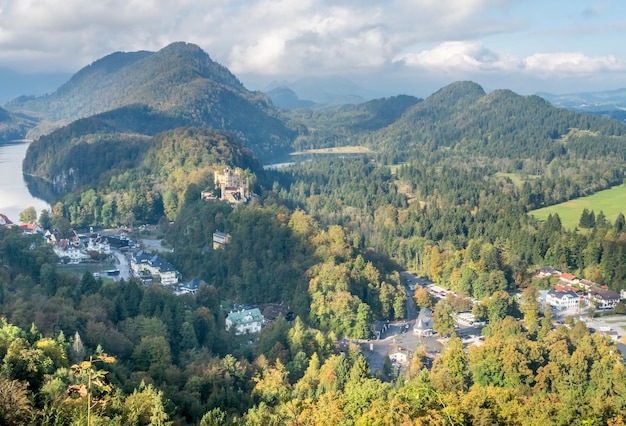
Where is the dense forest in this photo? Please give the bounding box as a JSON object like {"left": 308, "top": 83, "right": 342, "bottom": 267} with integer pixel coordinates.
{"left": 3, "top": 42, "right": 626, "bottom": 424}
{"left": 1, "top": 223, "right": 626, "bottom": 424}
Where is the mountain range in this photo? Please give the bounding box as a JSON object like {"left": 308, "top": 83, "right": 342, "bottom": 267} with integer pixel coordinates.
{"left": 537, "top": 88, "right": 626, "bottom": 122}
{"left": 3, "top": 41, "right": 626, "bottom": 199}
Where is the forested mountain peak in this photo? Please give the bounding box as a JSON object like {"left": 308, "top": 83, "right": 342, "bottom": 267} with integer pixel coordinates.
{"left": 132, "top": 41, "right": 245, "bottom": 92}
{"left": 9, "top": 42, "right": 298, "bottom": 160}
{"left": 368, "top": 80, "right": 626, "bottom": 160}
{"left": 6, "top": 42, "right": 247, "bottom": 122}
{"left": 427, "top": 80, "right": 486, "bottom": 106}
{"left": 56, "top": 50, "right": 152, "bottom": 93}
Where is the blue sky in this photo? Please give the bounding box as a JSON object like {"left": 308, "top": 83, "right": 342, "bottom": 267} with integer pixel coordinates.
{"left": 0, "top": 0, "right": 625, "bottom": 97}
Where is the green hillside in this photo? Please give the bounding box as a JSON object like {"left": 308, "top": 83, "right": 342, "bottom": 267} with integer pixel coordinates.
{"left": 288, "top": 94, "right": 421, "bottom": 150}
{"left": 7, "top": 42, "right": 298, "bottom": 161}
{"left": 0, "top": 105, "right": 37, "bottom": 140}
{"left": 25, "top": 126, "right": 260, "bottom": 225}
{"left": 372, "top": 81, "right": 626, "bottom": 161}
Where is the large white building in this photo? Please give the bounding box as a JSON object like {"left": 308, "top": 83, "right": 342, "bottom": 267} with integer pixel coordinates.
{"left": 131, "top": 251, "right": 179, "bottom": 286}
{"left": 546, "top": 290, "right": 581, "bottom": 310}
{"left": 225, "top": 308, "right": 264, "bottom": 335}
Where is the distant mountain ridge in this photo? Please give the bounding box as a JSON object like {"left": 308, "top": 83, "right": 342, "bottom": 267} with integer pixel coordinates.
{"left": 538, "top": 88, "right": 626, "bottom": 122}
{"left": 266, "top": 86, "right": 317, "bottom": 110}
{"left": 369, "top": 81, "right": 626, "bottom": 160}
{"left": 265, "top": 76, "right": 378, "bottom": 107}
{"left": 8, "top": 42, "right": 298, "bottom": 161}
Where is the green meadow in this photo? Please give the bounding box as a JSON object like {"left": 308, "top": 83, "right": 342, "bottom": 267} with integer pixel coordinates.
{"left": 530, "top": 184, "right": 626, "bottom": 229}
{"left": 495, "top": 172, "right": 541, "bottom": 188}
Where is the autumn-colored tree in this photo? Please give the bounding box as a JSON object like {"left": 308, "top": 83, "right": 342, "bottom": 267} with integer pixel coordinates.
{"left": 18, "top": 206, "right": 37, "bottom": 223}
{"left": 413, "top": 287, "right": 433, "bottom": 309}
{"left": 520, "top": 286, "right": 541, "bottom": 336}
{"left": 430, "top": 336, "right": 468, "bottom": 392}
{"left": 432, "top": 299, "right": 457, "bottom": 337}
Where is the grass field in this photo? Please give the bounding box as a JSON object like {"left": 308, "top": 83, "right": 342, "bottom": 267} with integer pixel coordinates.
{"left": 57, "top": 263, "right": 116, "bottom": 283}
{"left": 290, "top": 146, "right": 375, "bottom": 156}
{"left": 530, "top": 185, "right": 626, "bottom": 229}
{"left": 495, "top": 172, "right": 540, "bottom": 188}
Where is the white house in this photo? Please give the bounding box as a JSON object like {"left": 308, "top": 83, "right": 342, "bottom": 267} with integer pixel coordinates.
{"left": 389, "top": 346, "right": 411, "bottom": 364}
{"left": 546, "top": 290, "right": 581, "bottom": 310}
{"left": 53, "top": 240, "right": 90, "bottom": 264}
{"left": 87, "top": 236, "right": 111, "bottom": 254}
{"left": 225, "top": 308, "right": 264, "bottom": 335}
{"left": 413, "top": 308, "right": 434, "bottom": 336}
{"left": 0, "top": 214, "right": 13, "bottom": 226}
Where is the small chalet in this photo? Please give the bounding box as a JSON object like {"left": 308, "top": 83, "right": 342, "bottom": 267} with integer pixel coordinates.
{"left": 588, "top": 287, "right": 620, "bottom": 310}
{"left": 554, "top": 283, "right": 581, "bottom": 294}
{"left": 176, "top": 278, "right": 207, "bottom": 295}
{"left": 225, "top": 308, "right": 264, "bottom": 335}
{"left": 389, "top": 346, "right": 412, "bottom": 364}
{"left": 558, "top": 272, "right": 579, "bottom": 284}
{"left": 19, "top": 222, "right": 43, "bottom": 235}
{"left": 579, "top": 279, "right": 596, "bottom": 291}
{"left": 414, "top": 308, "right": 434, "bottom": 336}
{"left": 546, "top": 290, "right": 581, "bottom": 310}
{"left": 212, "top": 231, "right": 230, "bottom": 249}
{"left": 536, "top": 266, "right": 560, "bottom": 278}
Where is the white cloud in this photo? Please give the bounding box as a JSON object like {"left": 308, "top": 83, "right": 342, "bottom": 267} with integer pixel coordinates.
{"left": 522, "top": 52, "right": 625, "bottom": 76}
{"left": 393, "top": 41, "right": 519, "bottom": 73}
{"left": 0, "top": 0, "right": 514, "bottom": 74}
{"left": 394, "top": 41, "right": 626, "bottom": 80}
{"left": 0, "top": 0, "right": 624, "bottom": 95}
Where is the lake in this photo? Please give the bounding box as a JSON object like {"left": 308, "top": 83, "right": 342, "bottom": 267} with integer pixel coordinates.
{"left": 0, "top": 141, "right": 50, "bottom": 223}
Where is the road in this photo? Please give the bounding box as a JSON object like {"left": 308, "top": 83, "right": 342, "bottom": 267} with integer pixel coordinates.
{"left": 111, "top": 249, "right": 132, "bottom": 281}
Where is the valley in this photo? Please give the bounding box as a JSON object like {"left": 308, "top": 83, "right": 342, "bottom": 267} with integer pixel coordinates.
{"left": 1, "top": 42, "right": 626, "bottom": 425}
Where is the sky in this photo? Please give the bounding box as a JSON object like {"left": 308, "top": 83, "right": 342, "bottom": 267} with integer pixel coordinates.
{"left": 1, "top": 0, "right": 626, "bottom": 98}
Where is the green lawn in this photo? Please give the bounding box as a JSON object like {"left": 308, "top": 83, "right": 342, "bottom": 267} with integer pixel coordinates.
{"left": 495, "top": 172, "right": 540, "bottom": 188}
{"left": 290, "top": 146, "right": 375, "bottom": 155}
{"left": 57, "top": 263, "right": 116, "bottom": 283}
{"left": 530, "top": 185, "right": 626, "bottom": 229}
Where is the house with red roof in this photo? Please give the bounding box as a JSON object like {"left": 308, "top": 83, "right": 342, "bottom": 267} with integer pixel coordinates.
{"left": 559, "top": 272, "right": 579, "bottom": 284}
{"left": 19, "top": 222, "right": 43, "bottom": 235}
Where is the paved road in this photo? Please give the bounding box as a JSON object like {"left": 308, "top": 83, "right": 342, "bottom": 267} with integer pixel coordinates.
{"left": 111, "top": 249, "right": 131, "bottom": 281}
